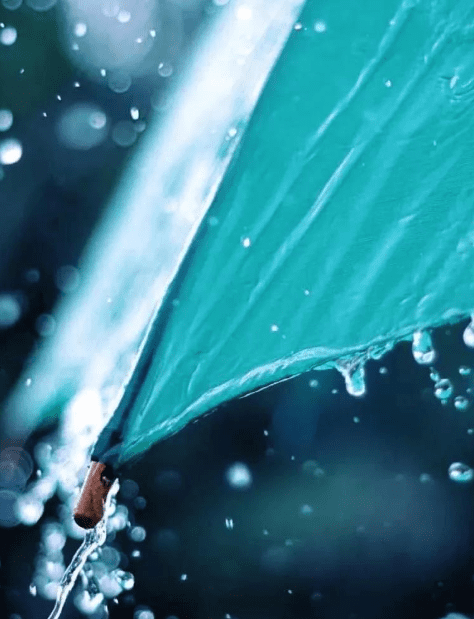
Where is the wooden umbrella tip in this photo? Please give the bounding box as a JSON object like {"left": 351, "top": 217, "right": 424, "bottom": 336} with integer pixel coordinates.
{"left": 73, "top": 460, "right": 116, "bottom": 530}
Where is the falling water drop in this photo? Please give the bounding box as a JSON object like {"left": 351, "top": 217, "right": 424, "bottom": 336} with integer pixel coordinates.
{"left": 454, "top": 396, "right": 469, "bottom": 411}
{"left": 412, "top": 330, "right": 437, "bottom": 365}
{"left": 434, "top": 378, "right": 453, "bottom": 402}
{"left": 336, "top": 359, "right": 366, "bottom": 397}
{"left": 448, "top": 462, "right": 474, "bottom": 483}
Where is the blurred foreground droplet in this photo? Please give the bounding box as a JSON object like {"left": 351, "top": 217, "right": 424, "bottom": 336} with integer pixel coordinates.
{"left": 448, "top": 462, "right": 474, "bottom": 483}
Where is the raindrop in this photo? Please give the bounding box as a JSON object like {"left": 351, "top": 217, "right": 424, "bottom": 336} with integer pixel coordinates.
{"left": 130, "top": 107, "right": 139, "bottom": 120}
{"left": 454, "top": 396, "right": 469, "bottom": 411}
{"left": 29, "top": 583, "right": 37, "bottom": 596}
{"left": 134, "top": 496, "right": 146, "bottom": 509}
{"left": 36, "top": 313, "right": 56, "bottom": 337}
{"left": 131, "top": 549, "right": 141, "bottom": 558}
{"left": 0, "top": 293, "right": 21, "bottom": 327}
{"left": 412, "top": 330, "right": 437, "bottom": 365}
{"left": 225, "top": 462, "right": 252, "bottom": 489}
{"left": 448, "top": 462, "right": 474, "bottom": 483}
{"left": 117, "top": 9, "right": 131, "bottom": 23}
{"left": 158, "top": 62, "right": 173, "bottom": 78}
{"left": 336, "top": 359, "right": 366, "bottom": 397}
{"left": 385, "top": 79, "right": 392, "bottom": 87}
{"left": 114, "top": 569, "right": 134, "bottom": 590}
{"left": 0, "top": 138, "right": 22, "bottom": 164}
{"left": 0, "top": 26, "right": 17, "bottom": 45}
{"left": 300, "top": 504, "right": 313, "bottom": 515}
{"left": 74, "top": 22, "right": 87, "bottom": 37}
{"left": 463, "top": 318, "right": 474, "bottom": 348}
{"left": 314, "top": 20, "right": 327, "bottom": 33}
{"left": 26, "top": 0, "right": 57, "bottom": 10}
{"left": 225, "top": 518, "right": 234, "bottom": 529}
{"left": 55, "top": 265, "right": 80, "bottom": 292}
{"left": 294, "top": 22, "right": 302, "bottom": 30}
{"left": 241, "top": 237, "right": 251, "bottom": 248}
{"left": 25, "top": 268, "right": 40, "bottom": 283}
{"left": 228, "top": 127, "right": 237, "bottom": 138}
{"left": 301, "top": 460, "right": 325, "bottom": 478}
{"left": 434, "top": 378, "right": 453, "bottom": 402}
{"left": 353, "top": 416, "right": 360, "bottom": 423}
{"left": 0, "top": 109, "right": 13, "bottom": 131}
{"left": 15, "top": 495, "right": 44, "bottom": 525}
{"left": 149, "top": 29, "right": 156, "bottom": 37}
{"left": 129, "top": 526, "right": 146, "bottom": 542}
{"left": 309, "top": 379, "right": 318, "bottom": 388}
{"left": 108, "top": 71, "right": 132, "bottom": 94}
{"left": 180, "top": 573, "right": 187, "bottom": 581}
{"left": 379, "top": 367, "right": 388, "bottom": 374}
{"left": 270, "top": 324, "right": 279, "bottom": 332}
{"left": 112, "top": 121, "right": 137, "bottom": 147}
{"left": 419, "top": 473, "right": 433, "bottom": 483}
{"left": 57, "top": 104, "right": 108, "bottom": 150}
{"left": 2, "top": 0, "right": 22, "bottom": 8}
{"left": 459, "top": 366, "right": 471, "bottom": 376}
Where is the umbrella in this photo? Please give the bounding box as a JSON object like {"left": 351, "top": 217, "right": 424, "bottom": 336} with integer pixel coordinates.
{"left": 6, "top": 0, "right": 474, "bottom": 523}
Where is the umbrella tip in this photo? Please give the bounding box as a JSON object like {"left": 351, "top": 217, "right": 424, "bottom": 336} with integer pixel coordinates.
{"left": 73, "top": 460, "right": 116, "bottom": 529}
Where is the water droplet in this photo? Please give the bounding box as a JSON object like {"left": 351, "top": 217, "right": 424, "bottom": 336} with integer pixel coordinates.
{"left": 112, "top": 121, "right": 137, "bottom": 147}
{"left": 180, "top": 573, "right": 187, "bottom": 581}
{"left": 270, "top": 324, "right": 279, "bottom": 332}
{"left": 158, "top": 62, "right": 173, "bottom": 78}
{"left": 225, "top": 462, "right": 252, "bottom": 489}
{"left": 130, "top": 107, "right": 139, "bottom": 121}
{"left": 294, "top": 22, "right": 302, "bottom": 30}
{"left": 15, "top": 495, "right": 44, "bottom": 525}
{"left": 134, "top": 496, "right": 146, "bottom": 509}
{"left": 0, "top": 138, "right": 22, "bottom": 164}
{"left": 115, "top": 569, "right": 135, "bottom": 590}
{"left": 129, "top": 526, "right": 146, "bottom": 542}
{"left": 314, "top": 20, "right": 327, "bottom": 33}
{"left": 463, "top": 318, "right": 474, "bottom": 348}
{"left": 0, "top": 26, "right": 17, "bottom": 45}
{"left": 434, "top": 378, "right": 453, "bottom": 401}
{"left": 149, "top": 29, "right": 156, "bottom": 37}
{"left": 448, "top": 462, "right": 474, "bottom": 483}
{"left": 0, "top": 293, "right": 21, "bottom": 327}
{"left": 353, "top": 416, "right": 360, "bottom": 423}
{"left": 454, "top": 396, "right": 469, "bottom": 411}
{"left": 225, "top": 518, "right": 234, "bottom": 529}
{"left": 300, "top": 504, "right": 313, "bottom": 515}
{"left": 309, "top": 379, "right": 318, "bottom": 388}
{"left": 412, "top": 330, "right": 437, "bottom": 365}
{"left": 0, "top": 109, "right": 13, "bottom": 131}
{"left": 419, "top": 473, "right": 433, "bottom": 484}
{"left": 241, "top": 237, "right": 251, "bottom": 248}
{"left": 459, "top": 366, "right": 471, "bottom": 376}
{"left": 301, "top": 460, "right": 325, "bottom": 478}
{"left": 228, "top": 126, "right": 237, "bottom": 138}
{"left": 56, "top": 103, "right": 107, "bottom": 151}
{"left": 379, "top": 366, "right": 388, "bottom": 374}
{"left": 117, "top": 9, "right": 131, "bottom": 23}
{"left": 336, "top": 359, "right": 366, "bottom": 397}
{"left": 2, "top": 0, "right": 22, "bottom": 9}
{"left": 74, "top": 22, "right": 87, "bottom": 37}
{"left": 29, "top": 583, "right": 37, "bottom": 596}
{"left": 108, "top": 71, "right": 132, "bottom": 94}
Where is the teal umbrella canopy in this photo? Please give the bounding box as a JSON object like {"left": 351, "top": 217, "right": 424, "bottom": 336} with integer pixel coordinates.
{"left": 4, "top": 0, "right": 474, "bottom": 466}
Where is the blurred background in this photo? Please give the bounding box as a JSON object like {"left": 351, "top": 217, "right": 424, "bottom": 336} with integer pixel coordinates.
{"left": 1, "top": 2, "right": 474, "bottom": 619}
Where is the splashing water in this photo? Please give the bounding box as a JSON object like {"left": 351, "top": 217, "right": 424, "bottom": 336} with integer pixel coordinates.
{"left": 412, "top": 330, "right": 437, "bottom": 365}
{"left": 335, "top": 358, "right": 367, "bottom": 397}
{"left": 47, "top": 479, "right": 119, "bottom": 619}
